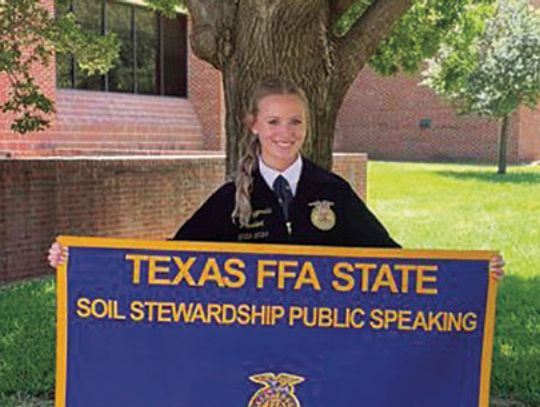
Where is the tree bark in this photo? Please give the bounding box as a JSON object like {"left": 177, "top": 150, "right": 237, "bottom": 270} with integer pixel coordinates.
{"left": 497, "top": 114, "right": 510, "bottom": 175}
{"left": 187, "top": 0, "right": 413, "bottom": 175}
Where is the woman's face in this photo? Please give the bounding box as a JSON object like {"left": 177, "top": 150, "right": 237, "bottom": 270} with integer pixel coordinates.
{"left": 250, "top": 93, "right": 307, "bottom": 171}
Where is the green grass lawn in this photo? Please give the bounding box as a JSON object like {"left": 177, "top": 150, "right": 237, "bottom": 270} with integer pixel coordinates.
{"left": 1, "top": 161, "right": 539, "bottom": 406}
{"left": 0, "top": 279, "right": 55, "bottom": 406}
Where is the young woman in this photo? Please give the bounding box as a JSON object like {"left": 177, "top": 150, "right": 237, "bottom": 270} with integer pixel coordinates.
{"left": 172, "top": 77, "right": 398, "bottom": 247}
{"left": 49, "top": 77, "right": 504, "bottom": 277}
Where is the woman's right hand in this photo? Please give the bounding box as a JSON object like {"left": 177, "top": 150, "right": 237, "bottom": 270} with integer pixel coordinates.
{"left": 48, "top": 241, "right": 68, "bottom": 268}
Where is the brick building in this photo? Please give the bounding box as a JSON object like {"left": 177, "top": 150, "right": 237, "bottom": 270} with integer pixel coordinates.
{"left": 2, "top": 0, "right": 539, "bottom": 163}
{"left": 334, "top": 0, "right": 540, "bottom": 165}
{"left": 0, "top": 0, "right": 223, "bottom": 157}
{"left": 334, "top": 68, "right": 540, "bottom": 164}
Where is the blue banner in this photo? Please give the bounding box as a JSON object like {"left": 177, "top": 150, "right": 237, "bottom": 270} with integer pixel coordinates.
{"left": 55, "top": 236, "right": 498, "bottom": 407}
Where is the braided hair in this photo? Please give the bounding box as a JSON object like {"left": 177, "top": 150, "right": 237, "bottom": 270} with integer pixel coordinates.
{"left": 232, "top": 77, "right": 309, "bottom": 227}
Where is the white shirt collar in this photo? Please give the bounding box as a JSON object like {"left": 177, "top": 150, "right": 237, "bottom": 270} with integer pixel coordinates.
{"left": 258, "top": 155, "right": 303, "bottom": 195}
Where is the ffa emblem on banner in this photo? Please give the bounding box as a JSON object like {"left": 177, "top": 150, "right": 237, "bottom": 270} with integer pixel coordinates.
{"left": 248, "top": 372, "right": 305, "bottom": 407}
{"left": 309, "top": 200, "right": 336, "bottom": 231}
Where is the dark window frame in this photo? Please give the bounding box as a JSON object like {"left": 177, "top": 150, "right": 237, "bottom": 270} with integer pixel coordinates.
{"left": 56, "top": 0, "right": 187, "bottom": 97}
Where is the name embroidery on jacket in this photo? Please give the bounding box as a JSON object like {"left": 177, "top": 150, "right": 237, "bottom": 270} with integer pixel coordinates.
{"left": 238, "top": 207, "right": 272, "bottom": 240}
{"left": 241, "top": 207, "right": 273, "bottom": 230}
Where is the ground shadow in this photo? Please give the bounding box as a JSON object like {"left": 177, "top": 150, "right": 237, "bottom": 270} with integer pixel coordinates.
{"left": 436, "top": 169, "right": 540, "bottom": 185}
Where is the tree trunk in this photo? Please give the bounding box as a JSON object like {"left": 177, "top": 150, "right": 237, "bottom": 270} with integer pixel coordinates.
{"left": 220, "top": 0, "right": 336, "bottom": 175}
{"left": 187, "top": 0, "right": 413, "bottom": 176}
{"left": 497, "top": 114, "right": 510, "bottom": 175}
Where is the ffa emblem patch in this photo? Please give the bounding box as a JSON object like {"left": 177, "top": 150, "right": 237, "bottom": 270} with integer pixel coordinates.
{"left": 248, "top": 372, "right": 305, "bottom": 407}
{"left": 309, "top": 200, "right": 336, "bottom": 231}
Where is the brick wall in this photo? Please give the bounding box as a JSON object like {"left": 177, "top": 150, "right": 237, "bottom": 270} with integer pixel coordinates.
{"left": 332, "top": 153, "right": 367, "bottom": 199}
{"left": 0, "top": 156, "right": 225, "bottom": 282}
{"left": 187, "top": 29, "right": 224, "bottom": 151}
{"left": 0, "top": 89, "right": 206, "bottom": 156}
{"left": 515, "top": 106, "right": 540, "bottom": 162}
{"left": 0, "top": 0, "right": 56, "bottom": 157}
{"left": 0, "top": 153, "right": 366, "bottom": 283}
{"left": 334, "top": 68, "right": 527, "bottom": 164}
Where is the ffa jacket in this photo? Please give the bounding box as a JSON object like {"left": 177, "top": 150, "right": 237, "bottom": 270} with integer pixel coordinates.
{"left": 173, "top": 159, "right": 400, "bottom": 248}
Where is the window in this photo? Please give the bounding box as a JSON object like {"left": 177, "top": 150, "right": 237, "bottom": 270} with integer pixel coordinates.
{"left": 56, "top": 0, "right": 187, "bottom": 97}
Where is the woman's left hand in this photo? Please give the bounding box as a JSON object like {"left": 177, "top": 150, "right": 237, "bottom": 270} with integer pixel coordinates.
{"left": 489, "top": 255, "right": 505, "bottom": 281}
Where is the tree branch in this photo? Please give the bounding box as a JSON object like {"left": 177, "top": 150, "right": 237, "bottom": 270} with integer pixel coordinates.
{"left": 185, "top": 0, "right": 237, "bottom": 69}
{"left": 333, "top": 0, "right": 412, "bottom": 96}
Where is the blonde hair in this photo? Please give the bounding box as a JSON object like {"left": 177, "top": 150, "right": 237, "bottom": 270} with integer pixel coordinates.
{"left": 232, "top": 77, "right": 309, "bottom": 227}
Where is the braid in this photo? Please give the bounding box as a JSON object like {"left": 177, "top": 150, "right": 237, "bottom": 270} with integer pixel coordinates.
{"left": 232, "top": 133, "right": 260, "bottom": 227}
